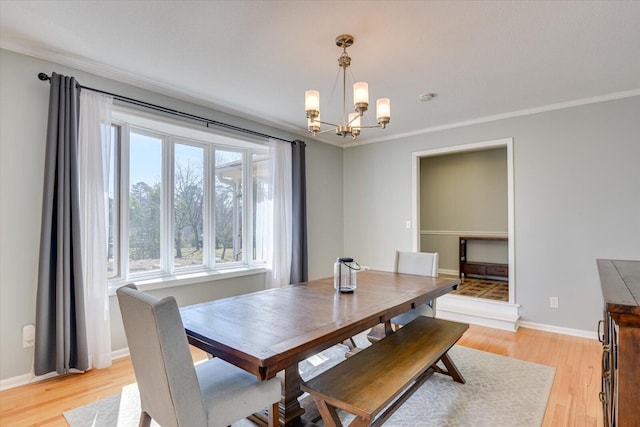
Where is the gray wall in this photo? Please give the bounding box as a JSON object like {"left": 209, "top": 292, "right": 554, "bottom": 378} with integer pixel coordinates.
{"left": 343, "top": 95, "right": 640, "bottom": 331}
{"left": 0, "top": 49, "right": 343, "bottom": 382}
{"left": 2, "top": 46, "right": 639, "bottom": 383}
{"left": 420, "top": 148, "right": 508, "bottom": 270}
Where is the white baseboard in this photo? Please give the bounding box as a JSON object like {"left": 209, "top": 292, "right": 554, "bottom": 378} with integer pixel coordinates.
{"left": 518, "top": 320, "right": 598, "bottom": 340}
{"left": 438, "top": 268, "right": 458, "bottom": 277}
{"left": 0, "top": 348, "right": 131, "bottom": 392}
{"left": 0, "top": 370, "right": 58, "bottom": 392}
{"left": 112, "top": 347, "right": 130, "bottom": 360}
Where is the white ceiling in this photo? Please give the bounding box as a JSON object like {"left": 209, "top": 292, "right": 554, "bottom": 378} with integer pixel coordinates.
{"left": 1, "top": 1, "right": 639, "bottom": 146}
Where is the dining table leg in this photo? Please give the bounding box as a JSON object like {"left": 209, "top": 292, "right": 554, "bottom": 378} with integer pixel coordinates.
{"left": 248, "top": 362, "right": 314, "bottom": 427}
{"left": 280, "top": 363, "right": 307, "bottom": 426}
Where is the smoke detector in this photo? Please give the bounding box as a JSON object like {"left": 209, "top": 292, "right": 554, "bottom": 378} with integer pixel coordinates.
{"left": 420, "top": 93, "right": 437, "bottom": 102}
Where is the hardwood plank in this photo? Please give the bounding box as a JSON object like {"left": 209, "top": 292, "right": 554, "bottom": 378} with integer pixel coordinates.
{"left": 0, "top": 326, "right": 602, "bottom": 427}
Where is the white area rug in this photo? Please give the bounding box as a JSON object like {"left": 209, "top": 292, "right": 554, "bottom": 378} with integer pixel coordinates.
{"left": 64, "top": 344, "right": 555, "bottom": 427}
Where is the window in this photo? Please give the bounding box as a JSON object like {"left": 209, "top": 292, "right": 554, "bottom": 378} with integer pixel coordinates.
{"left": 174, "top": 142, "right": 205, "bottom": 269}
{"left": 108, "top": 109, "right": 270, "bottom": 285}
{"left": 215, "top": 150, "right": 243, "bottom": 263}
{"left": 128, "top": 131, "right": 162, "bottom": 274}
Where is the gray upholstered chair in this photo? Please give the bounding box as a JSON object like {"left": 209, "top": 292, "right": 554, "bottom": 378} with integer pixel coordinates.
{"left": 116, "top": 284, "right": 281, "bottom": 427}
{"left": 391, "top": 250, "right": 439, "bottom": 326}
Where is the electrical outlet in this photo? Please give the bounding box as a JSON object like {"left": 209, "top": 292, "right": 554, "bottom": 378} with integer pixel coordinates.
{"left": 549, "top": 297, "right": 559, "bottom": 309}
{"left": 23, "top": 324, "right": 35, "bottom": 348}
{"left": 405, "top": 220, "right": 411, "bottom": 229}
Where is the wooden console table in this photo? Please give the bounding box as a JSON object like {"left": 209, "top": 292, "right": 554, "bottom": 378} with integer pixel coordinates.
{"left": 459, "top": 236, "right": 508, "bottom": 281}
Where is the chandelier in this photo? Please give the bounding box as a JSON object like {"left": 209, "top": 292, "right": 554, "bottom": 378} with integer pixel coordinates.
{"left": 305, "top": 34, "right": 390, "bottom": 140}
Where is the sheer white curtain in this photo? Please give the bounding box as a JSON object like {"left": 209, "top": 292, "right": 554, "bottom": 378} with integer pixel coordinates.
{"left": 265, "top": 138, "right": 292, "bottom": 288}
{"left": 78, "top": 90, "right": 113, "bottom": 369}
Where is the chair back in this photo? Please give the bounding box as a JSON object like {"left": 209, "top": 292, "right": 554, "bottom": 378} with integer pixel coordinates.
{"left": 117, "top": 284, "right": 208, "bottom": 427}
{"left": 394, "top": 251, "right": 439, "bottom": 277}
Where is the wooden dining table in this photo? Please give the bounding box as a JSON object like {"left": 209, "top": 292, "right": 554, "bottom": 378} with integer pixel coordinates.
{"left": 180, "top": 270, "right": 460, "bottom": 426}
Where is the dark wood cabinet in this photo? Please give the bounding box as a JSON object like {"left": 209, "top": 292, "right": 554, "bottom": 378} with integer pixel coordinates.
{"left": 459, "top": 236, "right": 508, "bottom": 281}
{"left": 597, "top": 259, "right": 640, "bottom": 427}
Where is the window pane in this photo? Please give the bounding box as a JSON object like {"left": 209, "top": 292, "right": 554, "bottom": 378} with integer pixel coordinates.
{"left": 129, "top": 132, "right": 162, "bottom": 274}
{"left": 215, "top": 150, "right": 243, "bottom": 263}
{"left": 174, "top": 144, "right": 204, "bottom": 268}
{"left": 107, "top": 125, "right": 120, "bottom": 278}
{"left": 252, "top": 152, "right": 271, "bottom": 263}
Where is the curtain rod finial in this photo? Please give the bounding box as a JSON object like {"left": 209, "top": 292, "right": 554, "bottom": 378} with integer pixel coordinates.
{"left": 38, "top": 73, "right": 50, "bottom": 81}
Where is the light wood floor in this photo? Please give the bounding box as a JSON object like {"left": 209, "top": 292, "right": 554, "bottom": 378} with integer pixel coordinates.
{"left": 0, "top": 324, "right": 603, "bottom": 427}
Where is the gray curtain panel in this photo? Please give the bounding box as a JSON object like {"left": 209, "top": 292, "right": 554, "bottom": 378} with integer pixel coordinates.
{"left": 34, "top": 73, "right": 89, "bottom": 375}
{"left": 290, "top": 140, "right": 308, "bottom": 283}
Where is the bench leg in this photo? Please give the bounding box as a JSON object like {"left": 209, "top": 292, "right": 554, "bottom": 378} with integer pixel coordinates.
{"left": 311, "top": 396, "right": 343, "bottom": 427}
{"left": 311, "top": 396, "right": 372, "bottom": 427}
{"left": 368, "top": 368, "right": 436, "bottom": 427}
{"left": 438, "top": 352, "right": 466, "bottom": 384}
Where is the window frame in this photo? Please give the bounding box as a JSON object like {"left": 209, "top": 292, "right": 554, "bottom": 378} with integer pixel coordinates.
{"left": 107, "top": 124, "right": 122, "bottom": 280}
{"left": 108, "top": 107, "right": 269, "bottom": 293}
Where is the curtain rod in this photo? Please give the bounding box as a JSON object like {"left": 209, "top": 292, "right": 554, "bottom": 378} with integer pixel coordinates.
{"left": 37, "top": 72, "right": 297, "bottom": 144}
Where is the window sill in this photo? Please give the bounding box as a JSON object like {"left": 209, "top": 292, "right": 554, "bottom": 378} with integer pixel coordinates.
{"left": 108, "top": 266, "right": 268, "bottom": 296}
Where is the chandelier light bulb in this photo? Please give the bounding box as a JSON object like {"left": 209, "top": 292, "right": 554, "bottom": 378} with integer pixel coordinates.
{"left": 305, "top": 90, "right": 320, "bottom": 118}
{"left": 376, "top": 98, "right": 391, "bottom": 127}
{"left": 353, "top": 82, "right": 369, "bottom": 113}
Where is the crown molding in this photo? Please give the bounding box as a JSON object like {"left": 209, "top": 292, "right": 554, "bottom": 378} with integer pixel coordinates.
{"left": 343, "top": 89, "right": 640, "bottom": 148}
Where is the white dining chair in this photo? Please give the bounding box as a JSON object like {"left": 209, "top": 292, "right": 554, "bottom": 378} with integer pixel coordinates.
{"left": 117, "top": 284, "right": 281, "bottom": 427}
{"left": 391, "top": 250, "right": 439, "bottom": 326}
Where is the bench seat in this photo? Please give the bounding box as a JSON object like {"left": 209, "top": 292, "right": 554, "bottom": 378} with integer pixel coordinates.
{"left": 301, "top": 316, "right": 469, "bottom": 427}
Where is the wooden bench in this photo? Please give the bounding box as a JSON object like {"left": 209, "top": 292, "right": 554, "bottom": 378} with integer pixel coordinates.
{"left": 301, "top": 316, "right": 469, "bottom": 427}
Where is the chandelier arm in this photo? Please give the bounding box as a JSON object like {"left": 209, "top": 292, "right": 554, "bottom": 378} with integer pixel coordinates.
{"left": 357, "top": 124, "right": 384, "bottom": 129}
{"left": 317, "top": 128, "right": 339, "bottom": 135}
{"left": 313, "top": 118, "right": 341, "bottom": 128}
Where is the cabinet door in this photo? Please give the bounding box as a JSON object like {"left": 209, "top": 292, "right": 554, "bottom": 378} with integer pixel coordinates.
{"left": 610, "top": 318, "right": 618, "bottom": 427}
{"left": 599, "top": 344, "right": 612, "bottom": 427}
{"left": 599, "top": 315, "right": 614, "bottom": 427}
